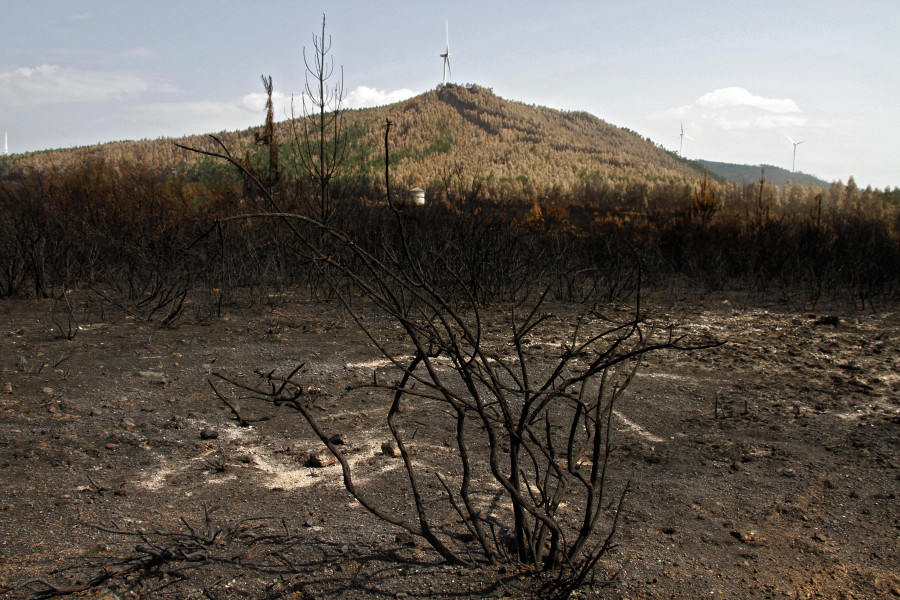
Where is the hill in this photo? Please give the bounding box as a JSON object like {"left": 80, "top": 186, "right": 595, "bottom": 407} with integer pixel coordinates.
{"left": 333, "top": 84, "right": 702, "bottom": 194}
{"left": 697, "top": 159, "right": 831, "bottom": 188}
{"left": 1, "top": 84, "right": 704, "bottom": 198}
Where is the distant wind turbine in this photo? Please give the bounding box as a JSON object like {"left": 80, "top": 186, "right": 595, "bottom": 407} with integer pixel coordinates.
{"left": 679, "top": 121, "right": 694, "bottom": 157}
{"left": 440, "top": 21, "right": 451, "bottom": 85}
{"left": 2, "top": 132, "right": 7, "bottom": 156}
{"left": 786, "top": 134, "right": 805, "bottom": 173}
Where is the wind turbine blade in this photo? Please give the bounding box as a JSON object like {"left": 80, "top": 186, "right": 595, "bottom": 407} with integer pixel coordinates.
{"left": 684, "top": 134, "right": 695, "bottom": 141}
{"left": 785, "top": 134, "right": 796, "bottom": 145}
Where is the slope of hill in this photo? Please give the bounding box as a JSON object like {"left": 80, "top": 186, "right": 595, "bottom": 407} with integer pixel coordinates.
{"left": 335, "top": 85, "right": 702, "bottom": 194}
{"left": 697, "top": 159, "right": 831, "bottom": 188}
{"left": 1, "top": 84, "right": 704, "bottom": 198}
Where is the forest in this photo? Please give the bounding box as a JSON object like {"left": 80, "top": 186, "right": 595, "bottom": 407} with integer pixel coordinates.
{"left": 0, "top": 82, "right": 898, "bottom": 314}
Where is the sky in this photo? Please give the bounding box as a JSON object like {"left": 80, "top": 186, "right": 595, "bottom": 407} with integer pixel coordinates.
{"left": 2, "top": 1, "right": 898, "bottom": 189}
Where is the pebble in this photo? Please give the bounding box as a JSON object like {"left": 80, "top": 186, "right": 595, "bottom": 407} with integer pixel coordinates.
{"left": 137, "top": 371, "right": 171, "bottom": 383}
{"left": 306, "top": 450, "right": 337, "bottom": 467}
{"left": 382, "top": 440, "right": 402, "bottom": 457}
{"left": 729, "top": 530, "right": 758, "bottom": 544}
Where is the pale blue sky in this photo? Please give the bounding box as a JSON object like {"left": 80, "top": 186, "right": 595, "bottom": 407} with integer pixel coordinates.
{"left": 2, "top": 1, "right": 898, "bottom": 188}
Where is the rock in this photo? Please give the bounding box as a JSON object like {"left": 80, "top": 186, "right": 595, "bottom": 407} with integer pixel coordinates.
{"left": 729, "top": 529, "right": 758, "bottom": 544}
{"left": 395, "top": 532, "right": 417, "bottom": 546}
{"left": 306, "top": 450, "right": 337, "bottom": 467}
{"left": 2, "top": 382, "right": 12, "bottom": 394}
{"left": 137, "top": 371, "right": 171, "bottom": 384}
{"left": 199, "top": 427, "right": 219, "bottom": 440}
{"left": 42, "top": 387, "right": 54, "bottom": 395}
{"left": 382, "top": 440, "right": 402, "bottom": 457}
{"left": 328, "top": 433, "right": 347, "bottom": 445}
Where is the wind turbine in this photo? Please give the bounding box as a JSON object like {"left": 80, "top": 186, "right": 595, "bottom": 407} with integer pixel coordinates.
{"left": 440, "top": 21, "right": 451, "bottom": 86}
{"left": 679, "top": 121, "right": 694, "bottom": 157}
{"left": 786, "top": 134, "right": 805, "bottom": 173}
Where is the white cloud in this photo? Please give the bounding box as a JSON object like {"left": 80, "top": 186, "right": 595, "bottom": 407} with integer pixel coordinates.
{"left": 658, "top": 87, "right": 806, "bottom": 131}
{"left": 239, "top": 90, "right": 296, "bottom": 120}
{"left": 0, "top": 64, "right": 150, "bottom": 105}
{"left": 344, "top": 85, "right": 416, "bottom": 109}
{"left": 695, "top": 87, "right": 800, "bottom": 114}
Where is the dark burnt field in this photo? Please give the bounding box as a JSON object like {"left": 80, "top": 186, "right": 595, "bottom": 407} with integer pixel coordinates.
{"left": 0, "top": 292, "right": 898, "bottom": 599}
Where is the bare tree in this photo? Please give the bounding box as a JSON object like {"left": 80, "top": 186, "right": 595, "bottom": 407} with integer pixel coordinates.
{"left": 291, "top": 14, "right": 347, "bottom": 224}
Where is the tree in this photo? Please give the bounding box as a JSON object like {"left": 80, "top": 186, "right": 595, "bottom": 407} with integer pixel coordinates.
{"left": 292, "top": 14, "right": 347, "bottom": 224}
{"left": 241, "top": 75, "right": 282, "bottom": 202}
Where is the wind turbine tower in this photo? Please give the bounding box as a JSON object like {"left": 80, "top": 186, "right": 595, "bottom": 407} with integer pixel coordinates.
{"left": 786, "top": 134, "right": 805, "bottom": 173}
{"left": 679, "top": 121, "right": 694, "bottom": 157}
{"left": 440, "top": 21, "right": 451, "bottom": 86}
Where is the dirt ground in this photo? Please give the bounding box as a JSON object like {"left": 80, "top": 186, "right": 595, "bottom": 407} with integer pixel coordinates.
{"left": 0, "top": 291, "right": 897, "bottom": 599}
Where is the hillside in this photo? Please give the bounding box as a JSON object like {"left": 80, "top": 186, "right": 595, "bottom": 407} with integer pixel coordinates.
{"left": 0, "top": 84, "right": 704, "bottom": 198}
{"left": 334, "top": 84, "right": 702, "bottom": 194}
{"left": 697, "top": 159, "right": 831, "bottom": 188}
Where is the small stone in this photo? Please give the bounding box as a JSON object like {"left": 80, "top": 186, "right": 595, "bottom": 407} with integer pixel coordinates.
{"left": 137, "top": 371, "right": 170, "bottom": 384}
{"left": 395, "top": 532, "right": 416, "bottom": 547}
{"left": 2, "top": 383, "right": 12, "bottom": 394}
{"left": 328, "top": 433, "right": 347, "bottom": 445}
{"left": 306, "top": 450, "right": 337, "bottom": 468}
{"left": 382, "top": 440, "right": 402, "bottom": 457}
{"left": 729, "top": 530, "right": 757, "bottom": 544}
{"left": 120, "top": 419, "right": 136, "bottom": 430}
{"left": 42, "top": 387, "right": 54, "bottom": 395}
{"left": 199, "top": 427, "right": 219, "bottom": 440}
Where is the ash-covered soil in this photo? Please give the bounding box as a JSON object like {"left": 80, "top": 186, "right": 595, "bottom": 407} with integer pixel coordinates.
{"left": 0, "top": 292, "right": 897, "bottom": 599}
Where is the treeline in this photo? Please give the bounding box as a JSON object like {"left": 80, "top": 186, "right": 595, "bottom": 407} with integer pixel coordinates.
{"left": 1, "top": 154, "right": 898, "bottom": 314}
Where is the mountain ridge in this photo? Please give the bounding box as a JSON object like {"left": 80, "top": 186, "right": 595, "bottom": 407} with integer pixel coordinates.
{"left": 696, "top": 159, "right": 831, "bottom": 188}
{"left": 0, "top": 84, "right": 842, "bottom": 196}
